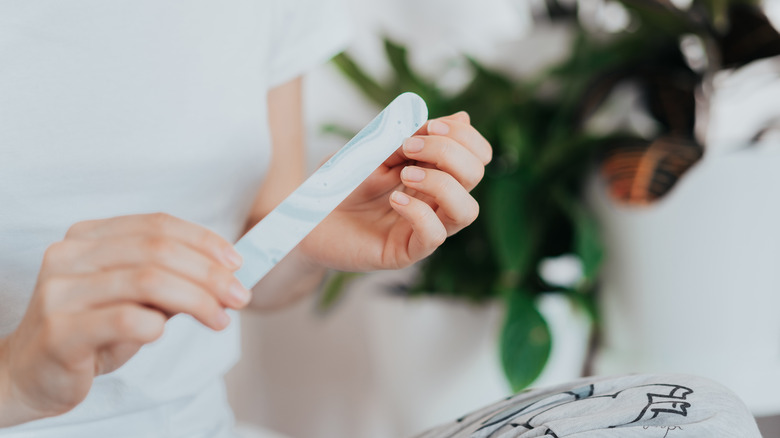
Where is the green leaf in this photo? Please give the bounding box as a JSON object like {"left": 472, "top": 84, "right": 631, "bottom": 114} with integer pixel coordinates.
{"left": 500, "top": 289, "right": 552, "bottom": 392}
{"left": 410, "top": 222, "right": 500, "bottom": 302}
{"left": 617, "top": 0, "right": 699, "bottom": 34}
{"left": 573, "top": 205, "right": 604, "bottom": 281}
{"left": 454, "top": 58, "right": 519, "bottom": 120}
{"left": 331, "top": 53, "right": 394, "bottom": 106}
{"left": 549, "top": 188, "right": 604, "bottom": 282}
{"left": 383, "top": 41, "right": 419, "bottom": 86}
{"left": 565, "top": 283, "right": 600, "bottom": 323}
{"left": 496, "top": 117, "right": 533, "bottom": 171}
{"left": 484, "top": 173, "right": 538, "bottom": 280}
{"left": 321, "top": 123, "right": 357, "bottom": 139}
{"left": 317, "top": 271, "right": 363, "bottom": 312}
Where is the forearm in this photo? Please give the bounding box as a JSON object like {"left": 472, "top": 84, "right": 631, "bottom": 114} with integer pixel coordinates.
{"left": 245, "top": 246, "right": 327, "bottom": 311}
{"left": 243, "top": 76, "right": 322, "bottom": 311}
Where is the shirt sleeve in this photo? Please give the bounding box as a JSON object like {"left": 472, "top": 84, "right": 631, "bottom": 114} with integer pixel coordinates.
{"left": 266, "top": 0, "right": 354, "bottom": 88}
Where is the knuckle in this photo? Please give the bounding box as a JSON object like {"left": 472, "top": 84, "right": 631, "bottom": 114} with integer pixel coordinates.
{"left": 418, "top": 210, "right": 446, "bottom": 246}
{"left": 145, "top": 237, "right": 174, "bottom": 259}
{"left": 437, "top": 139, "right": 452, "bottom": 162}
{"left": 414, "top": 204, "right": 433, "bottom": 223}
{"left": 192, "top": 293, "right": 217, "bottom": 315}
{"left": 113, "top": 308, "right": 141, "bottom": 336}
{"left": 434, "top": 173, "right": 453, "bottom": 195}
{"left": 467, "top": 199, "right": 480, "bottom": 224}
{"left": 484, "top": 143, "right": 494, "bottom": 164}
{"left": 458, "top": 161, "right": 484, "bottom": 191}
{"left": 198, "top": 230, "right": 223, "bottom": 253}
{"left": 37, "top": 277, "right": 68, "bottom": 310}
{"left": 141, "top": 318, "right": 166, "bottom": 343}
{"left": 148, "top": 212, "right": 173, "bottom": 227}
{"left": 135, "top": 267, "right": 165, "bottom": 295}
{"left": 112, "top": 306, "right": 166, "bottom": 343}
{"left": 455, "top": 199, "right": 479, "bottom": 227}
{"left": 147, "top": 212, "right": 175, "bottom": 233}
{"left": 176, "top": 291, "right": 217, "bottom": 323}
{"left": 432, "top": 227, "right": 447, "bottom": 246}
{"left": 446, "top": 198, "right": 479, "bottom": 229}
{"left": 470, "top": 165, "right": 485, "bottom": 188}
{"left": 64, "top": 221, "right": 88, "bottom": 238}
{"left": 196, "top": 234, "right": 215, "bottom": 255}
{"left": 42, "top": 241, "right": 67, "bottom": 266}
{"left": 205, "top": 264, "right": 229, "bottom": 294}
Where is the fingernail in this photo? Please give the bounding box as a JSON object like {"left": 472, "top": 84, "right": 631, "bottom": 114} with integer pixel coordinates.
{"left": 428, "top": 120, "right": 450, "bottom": 136}
{"left": 403, "top": 137, "right": 424, "bottom": 153}
{"left": 215, "top": 310, "right": 231, "bottom": 329}
{"left": 391, "top": 191, "right": 410, "bottom": 206}
{"left": 223, "top": 248, "right": 243, "bottom": 269}
{"left": 229, "top": 281, "right": 252, "bottom": 306}
{"left": 402, "top": 166, "right": 426, "bottom": 182}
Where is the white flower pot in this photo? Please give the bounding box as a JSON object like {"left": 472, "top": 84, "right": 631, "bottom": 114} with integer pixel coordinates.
{"left": 588, "top": 149, "right": 780, "bottom": 416}
{"left": 359, "top": 268, "right": 592, "bottom": 437}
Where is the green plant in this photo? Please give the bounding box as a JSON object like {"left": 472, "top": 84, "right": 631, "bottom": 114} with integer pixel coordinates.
{"left": 323, "top": 0, "right": 780, "bottom": 391}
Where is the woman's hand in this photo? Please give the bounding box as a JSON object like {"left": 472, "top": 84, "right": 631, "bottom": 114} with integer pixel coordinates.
{"left": 0, "top": 213, "right": 250, "bottom": 426}
{"left": 300, "top": 111, "right": 492, "bottom": 271}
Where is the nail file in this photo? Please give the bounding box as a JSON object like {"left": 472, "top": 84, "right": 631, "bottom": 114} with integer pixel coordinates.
{"left": 234, "top": 92, "right": 428, "bottom": 289}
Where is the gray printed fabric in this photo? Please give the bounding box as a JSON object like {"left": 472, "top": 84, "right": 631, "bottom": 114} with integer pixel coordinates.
{"left": 413, "top": 374, "right": 761, "bottom": 438}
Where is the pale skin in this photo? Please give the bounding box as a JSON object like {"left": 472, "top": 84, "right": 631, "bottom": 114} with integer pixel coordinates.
{"left": 0, "top": 77, "right": 492, "bottom": 427}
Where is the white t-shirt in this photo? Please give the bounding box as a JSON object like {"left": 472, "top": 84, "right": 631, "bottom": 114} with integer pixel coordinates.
{"left": 0, "top": 1, "right": 350, "bottom": 436}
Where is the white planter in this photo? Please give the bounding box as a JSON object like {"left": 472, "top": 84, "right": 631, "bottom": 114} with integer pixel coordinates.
{"left": 226, "top": 268, "right": 510, "bottom": 438}
{"left": 359, "top": 268, "right": 592, "bottom": 437}
{"left": 227, "top": 267, "right": 592, "bottom": 438}
{"left": 358, "top": 268, "right": 510, "bottom": 438}
{"left": 588, "top": 149, "right": 780, "bottom": 416}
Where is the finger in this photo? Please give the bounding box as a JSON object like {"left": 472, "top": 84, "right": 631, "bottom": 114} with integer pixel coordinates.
{"left": 401, "top": 135, "right": 486, "bottom": 191}
{"left": 50, "top": 304, "right": 167, "bottom": 364}
{"left": 53, "top": 236, "right": 251, "bottom": 309}
{"left": 58, "top": 268, "right": 233, "bottom": 330}
{"left": 382, "top": 112, "right": 481, "bottom": 168}
{"left": 39, "top": 240, "right": 85, "bottom": 281}
{"left": 415, "top": 116, "right": 491, "bottom": 165}
{"left": 400, "top": 166, "right": 479, "bottom": 235}
{"left": 348, "top": 158, "right": 404, "bottom": 203}
{"left": 78, "top": 304, "right": 168, "bottom": 347}
{"left": 450, "top": 111, "right": 470, "bottom": 124}
{"left": 414, "top": 111, "right": 471, "bottom": 135}
{"left": 389, "top": 191, "right": 447, "bottom": 261}
{"left": 65, "top": 213, "right": 243, "bottom": 270}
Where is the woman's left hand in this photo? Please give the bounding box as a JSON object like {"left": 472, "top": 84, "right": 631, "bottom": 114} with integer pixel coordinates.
{"left": 299, "top": 111, "right": 492, "bottom": 271}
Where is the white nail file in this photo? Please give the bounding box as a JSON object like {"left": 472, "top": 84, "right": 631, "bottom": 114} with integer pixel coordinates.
{"left": 234, "top": 92, "right": 428, "bottom": 289}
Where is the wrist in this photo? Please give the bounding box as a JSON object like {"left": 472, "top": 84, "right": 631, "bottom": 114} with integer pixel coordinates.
{"left": 0, "top": 337, "right": 44, "bottom": 428}
{"left": 292, "top": 245, "right": 325, "bottom": 274}
{"left": 247, "top": 247, "right": 327, "bottom": 311}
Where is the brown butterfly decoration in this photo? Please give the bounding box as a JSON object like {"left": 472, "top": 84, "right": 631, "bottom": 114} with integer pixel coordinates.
{"left": 600, "top": 136, "right": 703, "bottom": 204}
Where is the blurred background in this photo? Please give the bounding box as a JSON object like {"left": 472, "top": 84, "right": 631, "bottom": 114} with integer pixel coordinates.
{"left": 226, "top": 0, "right": 780, "bottom": 437}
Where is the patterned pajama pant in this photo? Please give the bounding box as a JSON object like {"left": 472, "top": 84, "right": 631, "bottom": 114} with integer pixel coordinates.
{"left": 413, "top": 374, "right": 761, "bottom": 438}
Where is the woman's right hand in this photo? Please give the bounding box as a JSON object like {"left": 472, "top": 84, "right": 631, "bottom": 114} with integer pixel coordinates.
{"left": 0, "top": 213, "right": 251, "bottom": 427}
